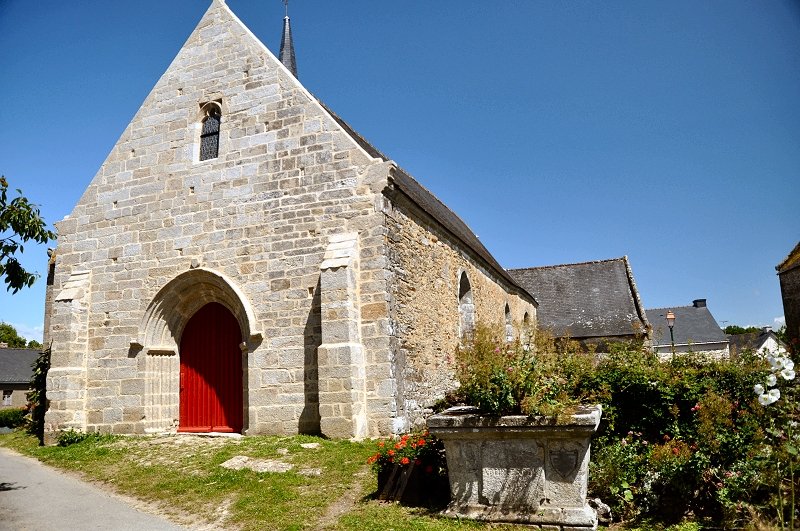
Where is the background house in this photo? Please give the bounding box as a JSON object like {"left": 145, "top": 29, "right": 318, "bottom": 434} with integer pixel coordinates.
{"left": 0, "top": 346, "right": 37, "bottom": 409}
{"left": 727, "top": 326, "right": 786, "bottom": 357}
{"left": 508, "top": 257, "right": 650, "bottom": 351}
{"left": 646, "top": 299, "right": 729, "bottom": 358}
{"left": 777, "top": 241, "right": 800, "bottom": 350}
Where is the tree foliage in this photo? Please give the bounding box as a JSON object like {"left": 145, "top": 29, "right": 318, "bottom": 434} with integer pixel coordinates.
{"left": 0, "top": 322, "right": 41, "bottom": 349}
{"left": 724, "top": 324, "right": 762, "bottom": 335}
{"left": 0, "top": 322, "right": 27, "bottom": 348}
{"left": 0, "top": 176, "right": 56, "bottom": 293}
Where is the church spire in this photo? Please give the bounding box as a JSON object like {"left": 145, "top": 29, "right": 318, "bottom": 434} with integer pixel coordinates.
{"left": 279, "top": 0, "right": 298, "bottom": 78}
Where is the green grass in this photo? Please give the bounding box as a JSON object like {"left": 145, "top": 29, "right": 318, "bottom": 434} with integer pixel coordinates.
{"left": 0, "top": 431, "right": 514, "bottom": 530}
{"left": 0, "top": 431, "right": 713, "bottom": 530}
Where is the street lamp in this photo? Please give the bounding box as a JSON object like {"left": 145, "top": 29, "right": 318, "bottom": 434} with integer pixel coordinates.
{"left": 666, "top": 310, "right": 676, "bottom": 356}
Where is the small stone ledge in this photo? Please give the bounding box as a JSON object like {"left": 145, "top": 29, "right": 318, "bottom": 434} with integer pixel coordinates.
{"left": 428, "top": 405, "right": 602, "bottom": 432}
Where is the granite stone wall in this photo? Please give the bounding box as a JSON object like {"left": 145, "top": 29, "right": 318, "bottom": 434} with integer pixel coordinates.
{"left": 779, "top": 266, "right": 800, "bottom": 347}
{"left": 385, "top": 193, "right": 537, "bottom": 432}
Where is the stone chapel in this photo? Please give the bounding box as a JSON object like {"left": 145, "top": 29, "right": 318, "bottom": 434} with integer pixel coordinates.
{"left": 43, "top": 0, "right": 536, "bottom": 440}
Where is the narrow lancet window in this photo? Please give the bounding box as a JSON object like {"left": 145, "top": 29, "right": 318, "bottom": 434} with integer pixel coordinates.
{"left": 200, "top": 105, "right": 221, "bottom": 161}
{"left": 458, "top": 272, "right": 475, "bottom": 340}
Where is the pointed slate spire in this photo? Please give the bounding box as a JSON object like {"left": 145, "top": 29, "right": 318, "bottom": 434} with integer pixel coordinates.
{"left": 279, "top": 0, "right": 298, "bottom": 77}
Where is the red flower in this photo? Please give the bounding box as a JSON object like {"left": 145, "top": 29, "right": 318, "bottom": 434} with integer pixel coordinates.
{"left": 417, "top": 439, "right": 426, "bottom": 446}
{"left": 388, "top": 450, "right": 395, "bottom": 456}
{"left": 378, "top": 441, "right": 384, "bottom": 448}
{"left": 672, "top": 447, "right": 680, "bottom": 455}
{"left": 414, "top": 459, "right": 422, "bottom": 466}
{"left": 400, "top": 457, "right": 410, "bottom": 465}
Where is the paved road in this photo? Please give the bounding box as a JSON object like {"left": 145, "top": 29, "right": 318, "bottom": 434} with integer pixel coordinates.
{"left": 0, "top": 447, "right": 185, "bottom": 531}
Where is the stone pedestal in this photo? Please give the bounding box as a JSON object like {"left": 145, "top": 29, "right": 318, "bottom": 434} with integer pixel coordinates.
{"left": 427, "top": 405, "right": 602, "bottom": 530}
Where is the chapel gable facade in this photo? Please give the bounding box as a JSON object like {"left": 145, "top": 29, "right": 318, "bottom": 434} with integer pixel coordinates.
{"left": 43, "top": 0, "right": 536, "bottom": 441}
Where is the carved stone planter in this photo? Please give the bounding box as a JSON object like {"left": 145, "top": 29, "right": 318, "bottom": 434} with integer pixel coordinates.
{"left": 427, "top": 405, "right": 602, "bottom": 530}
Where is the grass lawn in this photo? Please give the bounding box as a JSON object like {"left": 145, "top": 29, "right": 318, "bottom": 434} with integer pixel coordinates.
{"left": 0, "top": 431, "right": 709, "bottom": 530}
{"left": 0, "top": 431, "right": 506, "bottom": 530}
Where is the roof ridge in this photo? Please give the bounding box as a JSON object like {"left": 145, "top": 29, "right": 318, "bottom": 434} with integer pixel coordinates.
{"left": 508, "top": 257, "right": 626, "bottom": 272}
{"left": 646, "top": 305, "right": 695, "bottom": 311}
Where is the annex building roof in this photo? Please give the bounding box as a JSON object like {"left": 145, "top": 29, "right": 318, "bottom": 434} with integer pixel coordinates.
{"left": 508, "top": 256, "right": 648, "bottom": 339}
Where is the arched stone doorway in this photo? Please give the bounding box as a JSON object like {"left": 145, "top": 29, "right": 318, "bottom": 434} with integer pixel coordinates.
{"left": 179, "top": 302, "right": 243, "bottom": 433}
{"left": 133, "top": 268, "right": 262, "bottom": 433}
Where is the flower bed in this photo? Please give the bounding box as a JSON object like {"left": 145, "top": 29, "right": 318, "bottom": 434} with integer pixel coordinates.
{"left": 368, "top": 431, "right": 448, "bottom": 506}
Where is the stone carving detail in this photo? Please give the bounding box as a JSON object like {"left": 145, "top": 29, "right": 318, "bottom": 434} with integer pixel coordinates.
{"left": 549, "top": 445, "right": 579, "bottom": 478}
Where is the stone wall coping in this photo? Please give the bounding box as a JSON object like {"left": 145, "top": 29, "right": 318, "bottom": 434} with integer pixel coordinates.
{"left": 427, "top": 405, "right": 601, "bottom": 432}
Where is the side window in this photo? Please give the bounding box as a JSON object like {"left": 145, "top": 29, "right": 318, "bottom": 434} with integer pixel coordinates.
{"left": 199, "top": 103, "right": 221, "bottom": 161}
{"left": 505, "top": 304, "right": 513, "bottom": 342}
{"left": 458, "top": 272, "right": 475, "bottom": 339}
{"left": 2, "top": 390, "right": 12, "bottom": 406}
{"left": 522, "top": 312, "right": 531, "bottom": 346}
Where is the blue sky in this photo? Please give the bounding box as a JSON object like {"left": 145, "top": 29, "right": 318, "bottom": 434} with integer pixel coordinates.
{"left": 0, "top": 0, "right": 798, "bottom": 342}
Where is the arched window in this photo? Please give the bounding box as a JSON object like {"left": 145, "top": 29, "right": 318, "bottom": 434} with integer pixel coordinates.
{"left": 199, "top": 104, "right": 221, "bottom": 161}
{"left": 505, "top": 304, "right": 513, "bottom": 342}
{"left": 522, "top": 312, "right": 531, "bottom": 346}
{"left": 458, "top": 272, "right": 475, "bottom": 339}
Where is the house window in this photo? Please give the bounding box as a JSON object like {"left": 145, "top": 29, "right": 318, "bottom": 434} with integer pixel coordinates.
{"left": 199, "top": 104, "right": 221, "bottom": 161}
{"left": 2, "top": 390, "right": 11, "bottom": 406}
{"left": 458, "top": 272, "right": 475, "bottom": 339}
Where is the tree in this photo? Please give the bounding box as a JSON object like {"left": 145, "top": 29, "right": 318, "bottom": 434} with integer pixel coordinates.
{"left": 0, "top": 322, "right": 28, "bottom": 348}
{"left": 0, "top": 176, "right": 56, "bottom": 293}
{"left": 27, "top": 339, "right": 42, "bottom": 350}
{"left": 723, "top": 324, "right": 761, "bottom": 335}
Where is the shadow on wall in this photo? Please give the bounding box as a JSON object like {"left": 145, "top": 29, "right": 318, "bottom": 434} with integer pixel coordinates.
{"left": 300, "top": 277, "right": 322, "bottom": 435}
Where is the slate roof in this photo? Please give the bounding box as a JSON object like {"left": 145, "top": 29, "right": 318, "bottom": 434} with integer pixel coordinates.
{"left": 645, "top": 302, "right": 728, "bottom": 347}
{"left": 278, "top": 15, "right": 297, "bottom": 78}
{"left": 507, "top": 257, "right": 649, "bottom": 338}
{"left": 727, "top": 330, "right": 786, "bottom": 354}
{"left": 0, "top": 348, "right": 38, "bottom": 385}
{"left": 316, "top": 101, "right": 533, "bottom": 300}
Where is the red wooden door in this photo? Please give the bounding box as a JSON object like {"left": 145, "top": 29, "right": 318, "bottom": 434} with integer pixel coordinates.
{"left": 179, "top": 302, "right": 243, "bottom": 433}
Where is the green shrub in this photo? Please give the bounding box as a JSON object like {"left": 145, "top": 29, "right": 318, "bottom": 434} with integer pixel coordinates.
{"left": 453, "top": 324, "right": 592, "bottom": 416}
{"left": 56, "top": 428, "right": 96, "bottom": 447}
{"left": 583, "top": 343, "right": 790, "bottom": 526}
{"left": 25, "top": 346, "right": 50, "bottom": 445}
{"left": 0, "top": 407, "right": 26, "bottom": 428}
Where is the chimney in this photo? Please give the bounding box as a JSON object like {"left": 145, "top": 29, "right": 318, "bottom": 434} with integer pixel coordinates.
{"left": 692, "top": 299, "right": 707, "bottom": 308}
{"left": 762, "top": 326, "right": 772, "bottom": 334}
{"left": 0, "top": 342, "right": 7, "bottom": 349}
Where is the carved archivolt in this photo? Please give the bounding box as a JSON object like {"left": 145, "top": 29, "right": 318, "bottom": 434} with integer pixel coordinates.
{"left": 133, "top": 268, "right": 262, "bottom": 354}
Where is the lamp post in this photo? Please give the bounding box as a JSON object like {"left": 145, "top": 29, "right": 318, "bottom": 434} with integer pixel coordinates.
{"left": 666, "top": 310, "right": 676, "bottom": 357}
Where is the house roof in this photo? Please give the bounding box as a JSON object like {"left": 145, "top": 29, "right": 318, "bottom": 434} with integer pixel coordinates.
{"left": 507, "top": 257, "right": 649, "bottom": 339}
{"left": 645, "top": 301, "right": 728, "bottom": 347}
{"left": 0, "top": 348, "right": 38, "bottom": 385}
{"left": 776, "top": 241, "right": 800, "bottom": 274}
{"left": 727, "top": 329, "right": 786, "bottom": 355}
